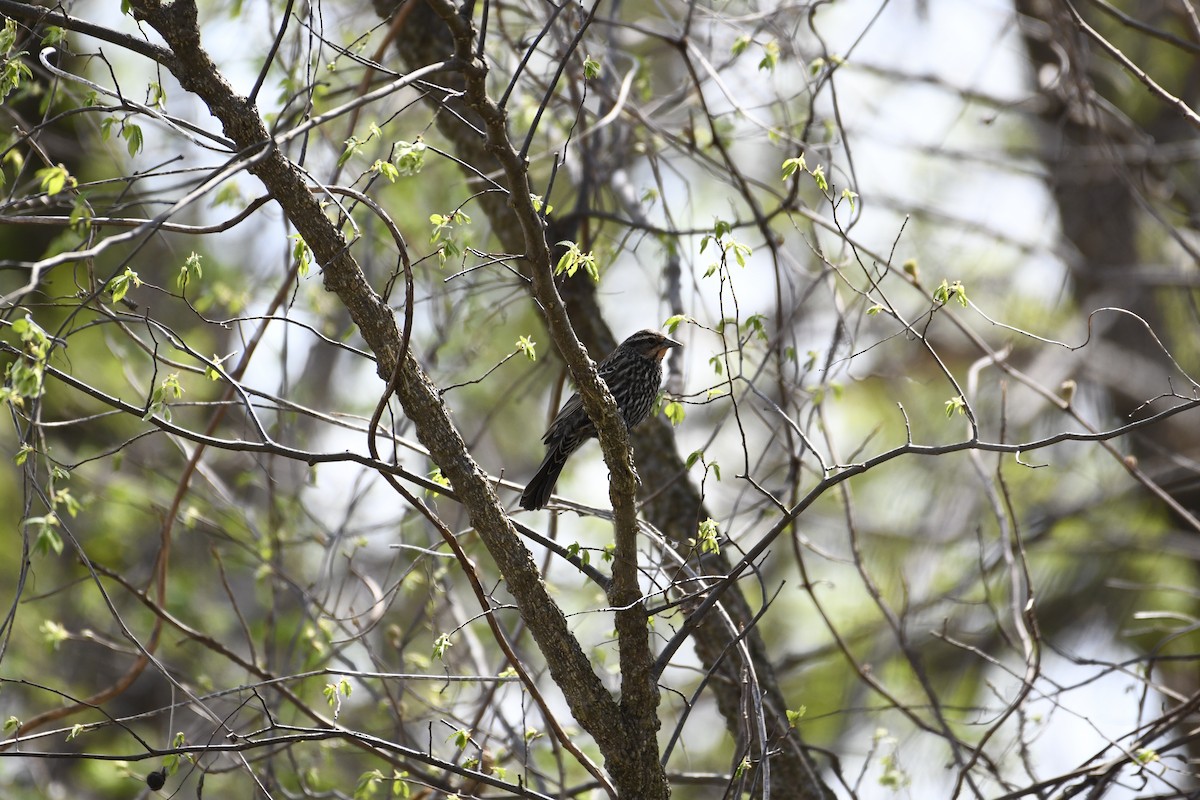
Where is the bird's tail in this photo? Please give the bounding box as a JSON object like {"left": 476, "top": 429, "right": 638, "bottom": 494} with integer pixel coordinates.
{"left": 520, "top": 449, "right": 568, "bottom": 510}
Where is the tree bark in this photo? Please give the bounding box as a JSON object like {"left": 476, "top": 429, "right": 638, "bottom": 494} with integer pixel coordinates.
{"left": 121, "top": 1, "right": 667, "bottom": 795}
{"left": 370, "top": 2, "right": 834, "bottom": 797}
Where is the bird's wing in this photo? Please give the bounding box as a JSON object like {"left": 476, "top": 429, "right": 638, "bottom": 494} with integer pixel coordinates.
{"left": 543, "top": 390, "right": 585, "bottom": 444}
{"left": 542, "top": 353, "right": 623, "bottom": 444}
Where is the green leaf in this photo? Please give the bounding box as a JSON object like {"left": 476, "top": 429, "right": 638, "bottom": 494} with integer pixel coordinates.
{"left": 516, "top": 335, "right": 536, "bottom": 361}
{"left": 781, "top": 155, "right": 806, "bottom": 180}
{"left": 291, "top": 234, "right": 313, "bottom": 277}
{"left": 932, "top": 279, "right": 949, "bottom": 304}
{"left": 178, "top": 252, "right": 203, "bottom": 290}
{"left": 952, "top": 280, "right": 968, "bottom": 306}
{"left": 340, "top": 123, "right": 383, "bottom": 168}
{"left": 944, "top": 395, "right": 966, "bottom": 418}
{"left": 429, "top": 210, "right": 471, "bottom": 266}
{"left": 27, "top": 514, "right": 63, "bottom": 556}
{"left": 932, "top": 279, "right": 967, "bottom": 307}
{"left": 743, "top": 313, "right": 767, "bottom": 339}
{"left": 107, "top": 267, "right": 141, "bottom": 303}
{"left": 121, "top": 123, "right": 144, "bottom": 156}
{"left": 811, "top": 163, "right": 828, "bottom": 192}
{"left": 758, "top": 40, "right": 779, "bottom": 72}
{"left": 372, "top": 159, "right": 399, "bottom": 183}
{"left": 323, "top": 683, "right": 342, "bottom": 716}
{"left": 7, "top": 360, "right": 44, "bottom": 400}
{"left": 392, "top": 139, "right": 426, "bottom": 176}
{"left": 428, "top": 466, "right": 450, "bottom": 491}
{"left": 878, "top": 753, "right": 909, "bottom": 788}
{"left": 0, "top": 19, "right": 18, "bottom": 52}
{"left": 390, "top": 771, "right": 411, "bottom": 798}
{"left": 212, "top": 183, "right": 243, "bottom": 208}
{"left": 554, "top": 240, "right": 599, "bottom": 282}
{"left": 51, "top": 486, "right": 80, "bottom": 518}
{"left": 205, "top": 353, "right": 229, "bottom": 382}
{"left": 338, "top": 135, "right": 361, "bottom": 168}
{"left": 13, "top": 443, "right": 32, "bottom": 465}
{"left": 731, "top": 34, "right": 751, "bottom": 57}
{"left": 690, "top": 517, "right": 721, "bottom": 555}
{"left": 663, "top": 400, "right": 685, "bottom": 426}
{"left": 144, "top": 373, "right": 184, "bottom": 421}
{"left": 321, "top": 678, "right": 352, "bottom": 718}
{"left": 1135, "top": 748, "right": 1160, "bottom": 765}
{"left": 432, "top": 632, "right": 453, "bottom": 661}
{"left": 39, "top": 619, "right": 68, "bottom": 650}
{"left": 147, "top": 81, "right": 166, "bottom": 109}
{"left": 0, "top": 54, "right": 31, "bottom": 103}
{"left": 566, "top": 541, "right": 590, "bottom": 567}
{"left": 663, "top": 314, "right": 692, "bottom": 334}
{"left": 355, "top": 769, "right": 385, "bottom": 800}
{"left": 68, "top": 194, "right": 93, "bottom": 232}
{"left": 35, "top": 164, "right": 74, "bottom": 196}
{"left": 583, "top": 55, "right": 601, "bottom": 79}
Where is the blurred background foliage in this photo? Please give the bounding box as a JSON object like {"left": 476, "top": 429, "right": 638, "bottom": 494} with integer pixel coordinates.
{"left": 1, "top": 0, "right": 1200, "bottom": 798}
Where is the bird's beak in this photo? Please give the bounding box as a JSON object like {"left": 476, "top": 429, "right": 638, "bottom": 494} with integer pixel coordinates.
{"left": 654, "top": 336, "right": 683, "bottom": 360}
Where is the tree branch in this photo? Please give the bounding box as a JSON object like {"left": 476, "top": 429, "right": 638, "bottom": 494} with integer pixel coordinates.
{"left": 417, "top": 2, "right": 665, "bottom": 796}
{"left": 122, "top": 0, "right": 624, "bottom": 770}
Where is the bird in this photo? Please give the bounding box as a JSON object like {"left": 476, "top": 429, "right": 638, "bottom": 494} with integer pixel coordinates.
{"left": 519, "top": 329, "right": 682, "bottom": 510}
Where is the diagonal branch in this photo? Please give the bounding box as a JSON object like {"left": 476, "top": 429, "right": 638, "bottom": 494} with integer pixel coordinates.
{"left": 370, "top": 2, "right": 835, "bottom": 798}
{"left": 120, "top": 0, "right": 625, "bottom": 763}
{"left": 417, "top": 2, "right": 665, "bottom": 796}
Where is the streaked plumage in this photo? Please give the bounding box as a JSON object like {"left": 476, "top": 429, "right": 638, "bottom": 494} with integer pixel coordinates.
{"left": 519, "top": 329, "right": 682, "bottom": 510}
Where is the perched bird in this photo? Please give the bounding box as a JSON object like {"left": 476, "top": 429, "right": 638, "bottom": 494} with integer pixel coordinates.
{"left": 520, "top": 329, "right": 682, "bottom": 510}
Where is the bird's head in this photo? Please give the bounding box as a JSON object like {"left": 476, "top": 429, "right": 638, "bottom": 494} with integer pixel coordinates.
{"left": 622, "top": 329, "right": 683, "bottom": 362}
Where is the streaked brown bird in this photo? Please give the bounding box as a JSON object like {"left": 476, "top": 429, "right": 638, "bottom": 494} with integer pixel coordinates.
{"left": 519, "top": 329, "right": 682, "bottom": 510}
